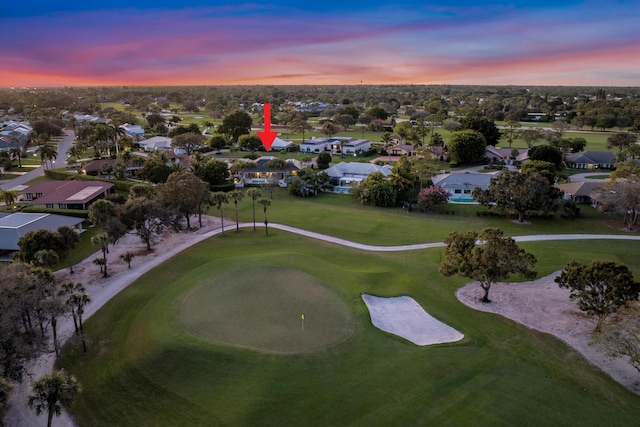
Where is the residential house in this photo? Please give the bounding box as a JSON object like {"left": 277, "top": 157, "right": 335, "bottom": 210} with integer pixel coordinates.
{"left": 432, "top": 172, "right": 493, "bottom": 203}
{"left": 138, "top": 136, "right": 172, "bottom": 152}
{"left": 324, "top": 162, "right": 393, "bottom": 193}
{"left": 120, "top": 123, "right": 145, "bottom": 140}
{"left": 231, "top": 156, "right": 300, "bottom": 186}
{"left": 0, "top": 213, "right": 84, "bottom": 261}
{"left": 268, "top": 137, "right": 294, "bottom": 152}
{"left": 565, "top": 151, "right": 617, "bottom": 170}
{"left": 485, "top": 145, "right": 529, "bottom": 165}
{"left": 300, "top": 138, "right": 332, "bottom": 153}
{"left": 21, "top": 180, "right": 113, "bottom": 210}
{"left": 81, "top": 158, "right": 117, "bottom": 176}
{"left": 342, "top": 138, "right": 372, "bottom": 156}
{"left": 388, "top": 143, "right": 417, "bottom": 157}
{"left": 0, "top": 121, "right": 32, "bottom": 137}
{"left": 556, "top": 181, "right": 604, "bottom": 205}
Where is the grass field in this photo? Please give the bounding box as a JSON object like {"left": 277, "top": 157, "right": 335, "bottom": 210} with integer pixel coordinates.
{"left": 60, "top": 230, "right": 640, "bottom": 426}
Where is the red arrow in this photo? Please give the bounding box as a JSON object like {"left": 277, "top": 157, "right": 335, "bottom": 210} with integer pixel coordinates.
{"left": 257, "top": 103, "right": 278, "bottom": 151}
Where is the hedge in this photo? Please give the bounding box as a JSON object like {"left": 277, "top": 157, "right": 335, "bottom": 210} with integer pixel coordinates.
{"left": 21, "top": 206, "right": 89, "bottom": 219}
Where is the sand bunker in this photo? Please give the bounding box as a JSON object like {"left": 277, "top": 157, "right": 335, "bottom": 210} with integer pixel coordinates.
{"left": 362, "top": 294, "right": 464, "bottom": 345}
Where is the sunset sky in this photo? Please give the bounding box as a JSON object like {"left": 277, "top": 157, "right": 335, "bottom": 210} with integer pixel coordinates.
{"left": 1, "top": 0, "right": 639, "bottom": 87}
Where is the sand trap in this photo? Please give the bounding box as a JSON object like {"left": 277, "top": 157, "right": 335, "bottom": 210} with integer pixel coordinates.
{"left": 362, "top": 294, "right": 464, "bottom": 345}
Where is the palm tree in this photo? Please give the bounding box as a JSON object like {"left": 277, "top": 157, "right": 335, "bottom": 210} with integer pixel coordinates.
{"left": 27, "top": 370, "right": 81, "bottom": 427}
{"left": 91, "top": 233, "right": 109, "bottom": 277}
{"left": 120, "top": 251, "right": 135, "bottom": 268}
{"left": 259, "top": 198, "right": 271, "bottom": 235}
{"left": 9, "top": 146, "right": 23, "bottom": 168}
{"left": 0, "top": 189, "right": 19, "bottom": 209}
{"left": 211, "top": 192, "right": 229, "bottom": 234}
{"left": 228, "top": 190, "right": 244, "bottom": 232}
{"left": 57, "top": 225, "right": 80, "bottom": 273}
{"left": 38, "top": 145, "right": 58, "bottom": 169}
{"left": 246, "top": 188, "right": 262, "bottom": 231}
{"left": 108, "top": 121, "right": 126, "bottom": 156}
{"left": 59, "top": 281, "right": 81, "bottom": 336}
{"left": 72, "top": 289, "right": 91, "bottom": 353}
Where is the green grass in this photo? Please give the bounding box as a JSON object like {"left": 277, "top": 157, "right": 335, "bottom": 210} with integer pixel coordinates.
{"left": 180, "top": 266, "right": 354, "bottom": 353}
{"left": 228, "top": 189, "right": 632, "bottom": 246}
{"left": 60, "top": 231, "right": 640, "bottom": 426}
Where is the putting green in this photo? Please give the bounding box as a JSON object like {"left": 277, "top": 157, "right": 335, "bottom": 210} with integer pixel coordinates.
{"left": 180, "top": 266, "right": 355, "bottom": 353}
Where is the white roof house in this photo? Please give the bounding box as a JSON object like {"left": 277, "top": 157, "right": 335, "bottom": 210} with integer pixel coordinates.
{"left": 324, "top": 162, "right": 393, "bottom": 193}
{"left": 300, "top": 138, "right": 331, "bottom": 153}
{"left": 432, "top": 172, "right": 493, "bottom": 203}
{"left": 268, "top": 137, "right": 294, "bottom": 151}
{"left": 342, "top": 139, "right": 371, "bottom": 156}
{"left": 137, "top": 136, "right": 172, "bottom": 152}
{"left": 120, "top": 123, "right": 145, "bottom": 139}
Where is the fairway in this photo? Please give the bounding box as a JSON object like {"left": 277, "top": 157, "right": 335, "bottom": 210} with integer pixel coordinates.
{"left": 180, "top": 267, "right": 355, "bottom": 353}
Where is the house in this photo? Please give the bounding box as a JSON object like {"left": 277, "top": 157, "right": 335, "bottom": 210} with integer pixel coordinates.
{"left": 388, "top": 143, "right": 417, "bottom": 157}
{"left": 120, "top": 123, "right": 145, "bottom": 140}
{"left": 556, "top": 181, "right": 604, "bottom": 205}
{"left": 268, "top": 137, "right": 294, "bottom": 152}
{"left": 299, "top": 138, "right": 332, "bottom": 153}
{"left": 0, "top": 121, "right": 32, "bottom": 137}
{"left": 432, "top": 172, "right": 493, "bottom": 203}
{"left": 231, "top": 156, "right": 300, "bottom": 186}
{"left": 342, "top": 139, "right": 372, "bottom": 156}
{"left": 565, "top": 151, "right": 617, "bottom": 170}
{"left": 324, "top": 162, "right": 393, "bottom": 193}
{"left": 81, "top": 158, "right": 117, "bottom": 176}
{"left": 0, "top": 213, "right": 84, "bottom": 261}
{"left": 74, "top": 114, "right": 105, "bottom": 124}
{"left": 138, "top": 136, "right": 172, "bottom": 152}
{"left": 485, "top": 145, "right": 529, "bottom": 165}
{"left": 21, "top": 180, "right": 114, "bottom": 210}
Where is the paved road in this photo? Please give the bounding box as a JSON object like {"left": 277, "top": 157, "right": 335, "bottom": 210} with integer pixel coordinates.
{"left": 5, "top": 223, "right": 640, "bottom": 426}
{"left": 0, "top": 130, "right": 75, "bottom": 191}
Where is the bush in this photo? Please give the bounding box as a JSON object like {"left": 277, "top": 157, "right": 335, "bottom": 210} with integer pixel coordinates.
{"left": 21, "top": 206, "right": 88, "bottom": 218}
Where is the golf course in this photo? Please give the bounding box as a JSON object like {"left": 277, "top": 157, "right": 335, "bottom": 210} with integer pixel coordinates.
{"left": 58, "top": 194, "right": 640, "bottom": 426}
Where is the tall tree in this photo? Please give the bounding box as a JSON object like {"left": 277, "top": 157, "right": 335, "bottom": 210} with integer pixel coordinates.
{"left": 259, "top": 198, "right": 271, "bottom": 235}
{"left": 473, "top": 170, "right": 562, "bottom": 223}
{"left": 448, "top": 130, "right": 486, "bottom": 165}
{"left": 556, "top": 260, "right": 640, "bottom": 332}
{"left": 607, "top": 132, "right": 637, "bottom": 161}
{"left": 56, "top": 225, "right": 80, "bottom": 273}
{"left": 16, "top": 229, "right": 64, "bottom": 265}
{"left": 520, "top": 128, "right": 544, "bottom": 148}
{"left": 246, "top": 188, "right": 262, "bottom": 231}
{"left": 211, "top": 192, "right": 230, "bottom": 234}
{"left": 156, "top": 171, "right": 209, "bottom": 230}
{"left": 121, "top": 197, "right": 178, "bottom": 251}
{"left": 228, "top": 190, "right": 244, "bottom": 232}
{"left": 91, "top": 233, "right": 109, "bottom": 277}
{"left": 440, "top": 228, "right": 537, "bottom": 303}
{"left": 0, "top": 376, "right": 13, "bottom": 427}
{"left": 458, "top": 116, "right": 501, "bottom": 146}
{"left": 0, "top": 190, "right": 19, "bottom": 209}
{"left": 218, "top": 110, "right": 252, "bottom": 142}
{"left": 27, "top": 369, "right": 81, "bottom": 427}
{"left": 171, "top": 132, "right": 205, "bottom": 155}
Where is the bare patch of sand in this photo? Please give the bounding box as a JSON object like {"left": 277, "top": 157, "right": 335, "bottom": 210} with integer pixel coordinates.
{"left": 456, "top": 272, "right": 640, "bottom": 394}
{"left": 362, "top": 294, "right": 464, "bottom": 345}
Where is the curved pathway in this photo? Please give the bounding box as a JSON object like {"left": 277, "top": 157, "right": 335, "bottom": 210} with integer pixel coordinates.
{"left": 5, "top": 222, "right": 640, "bottom": 426}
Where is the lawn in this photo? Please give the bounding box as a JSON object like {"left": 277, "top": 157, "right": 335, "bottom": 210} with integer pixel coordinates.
{"left": 60, "top": 231, "right": 640, "bottom": 426}
{"left": 227, "top": 188, "right": 633, "bottom": 246}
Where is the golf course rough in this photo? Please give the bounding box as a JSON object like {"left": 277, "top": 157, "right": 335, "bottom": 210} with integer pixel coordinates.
{"left": 180, "top": 266, "right": 355, "bottom": 353}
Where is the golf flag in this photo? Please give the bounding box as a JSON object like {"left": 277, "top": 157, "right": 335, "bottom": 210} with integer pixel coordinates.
{"left": 301, "top": 314, "right": 304, "bottom": 320}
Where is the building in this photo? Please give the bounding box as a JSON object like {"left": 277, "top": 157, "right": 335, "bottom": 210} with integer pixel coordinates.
{"left": 342, "top": 138, "right": 372, "bottom": 156}
{"left": 21, "top": 180, "right": 114, "bottom": 210}
{"left": 0, "top": 212, "right": 84, "bottom": 261}
{"left": 299, "top": 138, "right": 332, "bottom": 153}
{"left": 231, "top": 156, "right": 300, "bottom": 186}
{"left": 137, "top": 136, "right": 173, "bottom": 152}
{"left": 565, "top": 151, "right": 617, "bottom": 170}
{"left": 556, "top": 181, "right": 604, "bottom": 205}
{"left": 432, "top": 172, "right": 493, "bottom": 203}
{"left": 324, "top": 162, "right": 393, "bottom": 193}
{"left": 268, "top": 137, "right": 294, "bottom": 152}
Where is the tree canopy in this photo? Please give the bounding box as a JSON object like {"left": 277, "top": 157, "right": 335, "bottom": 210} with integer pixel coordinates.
{"left": 458, "top": 116, "right": 501, "bottom": 146}
{"left": 555, "top": 260, "right": 640, "bottom": 332}
{"left": 473, "top": 170, "right": 562, "bottom": 222}
{"left": 440, "top": 228, "right": 537, "bottom": 303}
{"left": 448, "top": 129, "right": 486, "bottom": 165}
{"left": 218, "top": 110, "right": 252, "bottom": 142}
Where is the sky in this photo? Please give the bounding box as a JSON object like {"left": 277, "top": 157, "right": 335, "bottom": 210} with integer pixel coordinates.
{"left": 1, "top": 0, "right": 639, "bottom": 87}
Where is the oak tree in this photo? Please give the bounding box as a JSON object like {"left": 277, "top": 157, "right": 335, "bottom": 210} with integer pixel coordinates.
{"left": 440, "top": 228, "right": 537, "bottom": 303}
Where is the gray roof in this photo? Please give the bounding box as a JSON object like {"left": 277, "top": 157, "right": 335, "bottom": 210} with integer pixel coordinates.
{"left": 0, "top": 213, "right": 83, "bottom": 251}
{"left": 433, "top": 172, "right": 493, "bottom": 190}
{"left": 566, "top": 151, "right": 616, "bottom": 165}
{"left": 324, "top": 162, "right": 392, "bottom": 179}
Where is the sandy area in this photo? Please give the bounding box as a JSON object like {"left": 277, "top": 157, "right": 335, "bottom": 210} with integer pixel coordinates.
{"left": 362, "top": 294, "right": 464, "bottom": 345}
{"left": 456, "top": 272, "right": 640, "bottom": 394}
